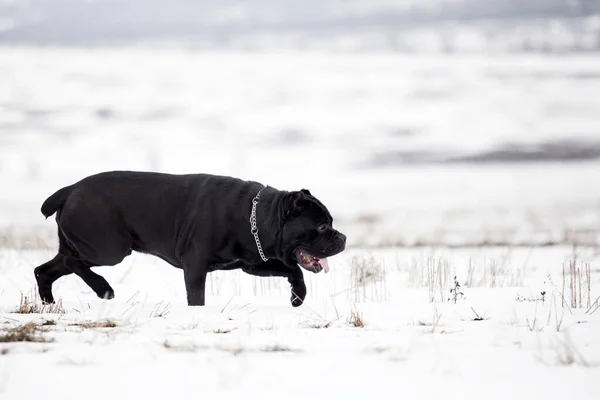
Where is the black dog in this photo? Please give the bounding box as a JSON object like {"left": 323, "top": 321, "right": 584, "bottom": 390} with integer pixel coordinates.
{"left": 34, "top": 171, "right": 346, "bottom": 307}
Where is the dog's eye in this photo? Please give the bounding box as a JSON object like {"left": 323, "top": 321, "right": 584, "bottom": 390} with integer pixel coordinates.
{"left": 317, "top": 224, "right": 327, "bottom": 232}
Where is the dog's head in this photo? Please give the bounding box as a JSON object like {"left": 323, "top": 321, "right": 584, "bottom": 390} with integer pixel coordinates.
{"left": 278, "top": 189, "right": 346, "bottom": 273}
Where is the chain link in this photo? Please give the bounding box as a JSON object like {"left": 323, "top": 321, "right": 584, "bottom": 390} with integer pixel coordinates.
{"left": 250, "top": 187, "right": 268, "bottom": 262}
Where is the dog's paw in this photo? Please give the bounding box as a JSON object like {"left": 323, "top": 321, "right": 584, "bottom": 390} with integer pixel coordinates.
{"left": 291, "top": 294, "right": 304, "bottom": 307}
{"left": 40, "top": 294, "right": 55, "bottom": 305}
{"left": 37, "top": 287, "right": 55, "bottom": 304}
{"left": 290, "top": 282, "right": 306, "bottom": 307}
{"left": 97, "top": 288, "right": 115, "bottom": 300}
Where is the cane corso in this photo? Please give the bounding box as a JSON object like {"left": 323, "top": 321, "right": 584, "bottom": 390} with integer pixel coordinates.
{"left": 34, "top": 171, "right": 346, "bottom": 307}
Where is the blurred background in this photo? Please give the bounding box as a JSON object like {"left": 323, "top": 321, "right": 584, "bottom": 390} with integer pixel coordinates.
{"left": 1, "top": 0, "right": 599, "bottom": 249}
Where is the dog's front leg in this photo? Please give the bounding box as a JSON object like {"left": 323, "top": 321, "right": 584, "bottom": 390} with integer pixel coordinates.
{"left": 241, "top": 260, "right": 306, "bottom": 307}
{"left": 183, "top": 264, "right": 208, "bottom": 306}
{"left": 287, "top": 267, "right": 307, "bottom": 307}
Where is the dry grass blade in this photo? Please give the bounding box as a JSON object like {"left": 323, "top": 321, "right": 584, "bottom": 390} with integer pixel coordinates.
{"left": 351, "top": 254, "right": 387, "bottom": 302}
{"left": 544, "top": 333, "right": 594, "bottom": 367}
{"left": 553, "top": 297, "right": 564, "bottom": 332}
{"left": 526, "top": 303, "right": 540, "bottom": 331}
{"left": 586, "top": 262, "right": 591, "bottom": 308}
{"left": 424, "top": 257, "right": 451, "bottom": 302}
{"left": 212, "top": 328, "right": 236, "bottom": 334}
{"left": 163, "top": 340, "right": 200, "bottom": 352}
{"left": 431, "top": 306, "right": 442, "bottom": 333}
{"left": 563, "top": 261, "right": 593, "bottom": 310}
{"left": 347, "top": 308, "right": 365, "bottom": 328}
{"left": 470, "top": 307, "right": 485, "bottom": 321}
{"left": 586, "top": 296, "right": 600, "bottom": 315}
{"left": 304, "top": 315, "right": 343, "bottom": 329}
{"left": 261, "top": 344, "right": 297, "bottom": 352}
{"left": 14, "top": 294, "right": 38, "bottom": 314}
{"left": 420, "top": 306, "right": 443, "bottom": 333}
{"left": 71, "top": 320, "right": 117, "bottom": 329}
{"left": 149, "top": 301, "right": 171, "bottom": 318}
{"left": 14, "top": 293, "right": 65, "bottom": 314}
{"left": 0, "top": 322, "right": 53, "bottom": 343}
{"left": 220, "top": 297, "right": 234, "bottom": 314}
{"left": 352, "top": 255, "right": 382, "bottom": 286}
{"left": 307, "top": 321, "right": 333, "bottom": 329}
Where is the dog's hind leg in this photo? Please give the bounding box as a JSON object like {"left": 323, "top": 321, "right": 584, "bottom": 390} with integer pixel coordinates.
{"left": 34, "top": 254, "right": 72, "bottom": 304}
{"left": 64, "top": 258, "right": 115, "bottom": 300}
{"left": 56, "top": 202, "right": 132, "bottom": 300}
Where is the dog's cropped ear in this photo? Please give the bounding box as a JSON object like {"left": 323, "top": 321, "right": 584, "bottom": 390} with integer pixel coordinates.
{"left": 282, "top": 191, "right": 308, "bottom": 220}
{"left": 300, "top": 189, "right": 311, "bottom": 196}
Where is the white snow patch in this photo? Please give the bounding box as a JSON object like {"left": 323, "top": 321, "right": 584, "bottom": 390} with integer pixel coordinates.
{"left": 0, "top": 246, "right": 599, "bottom": 399}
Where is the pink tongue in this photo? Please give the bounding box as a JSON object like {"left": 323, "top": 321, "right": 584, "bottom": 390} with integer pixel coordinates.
{"left": 319, "top": 257, "right": 329, "bottom": 273}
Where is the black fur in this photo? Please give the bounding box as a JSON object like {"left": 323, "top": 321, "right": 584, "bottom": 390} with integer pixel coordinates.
{"left": 34, "top": 171, "right": 346, "bottom": 307}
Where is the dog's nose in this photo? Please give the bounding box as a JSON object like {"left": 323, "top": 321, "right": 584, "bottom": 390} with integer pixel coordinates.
{"left": 336, "top": 233, "right": 346, "bottom": 249}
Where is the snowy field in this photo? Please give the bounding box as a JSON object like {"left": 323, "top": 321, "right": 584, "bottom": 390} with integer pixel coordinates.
{"left": 1, "top": 47, "right": 600, "bottom": 248}
{"left": 1, "top": 246, "right": 599, "bottom": 399}
{"left": 1, "top": 44, "right": 600, "bottom": 399}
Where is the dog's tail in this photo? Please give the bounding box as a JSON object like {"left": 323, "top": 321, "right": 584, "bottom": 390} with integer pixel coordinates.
{"left": 41, "top": 185, "right": 74, "bottom": 219}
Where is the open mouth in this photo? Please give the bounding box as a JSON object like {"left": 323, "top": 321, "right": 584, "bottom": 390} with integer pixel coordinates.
{"left": 295, "top": 249, "right": 329, "bottom": 273}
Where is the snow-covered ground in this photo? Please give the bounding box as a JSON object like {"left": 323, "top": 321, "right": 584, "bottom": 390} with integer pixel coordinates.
{"left": 1, "top": 246, "right": 599, "bottom": 399}
{"left": 1, "top": 42, "right": 600, "bottom": 399}
{"left": 1, "top": 47, "right": 600, "bottom": 248}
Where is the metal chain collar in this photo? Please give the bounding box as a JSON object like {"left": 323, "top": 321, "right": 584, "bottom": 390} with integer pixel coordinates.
{"left": 250, "top": 186, "right": 269, "bottom": 262}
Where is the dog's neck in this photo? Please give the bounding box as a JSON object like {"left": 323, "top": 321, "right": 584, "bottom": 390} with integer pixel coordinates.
{"left": 249, "top": 186, "right": 269, "bottom": 262}
{"left": 248, "top": 185, "right": 282, "bottom": 263}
